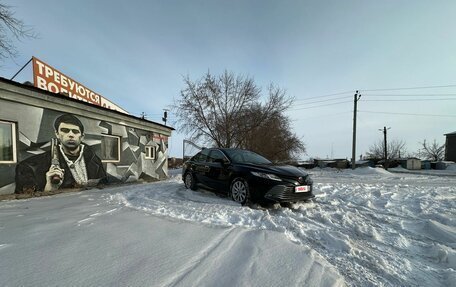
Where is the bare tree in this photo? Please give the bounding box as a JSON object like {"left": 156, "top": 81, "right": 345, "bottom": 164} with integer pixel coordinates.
{"left": 239, "top": 105, "right": 305, "bottom": 162}
{"left": 173, "top": 70, "right": 305, "bottom": 161}
{"left": 0, "top": 3, "right": 35, "bottom": 61}
{"left": 418, "top": 139, "right": 444, "bottom": 161}
{"left": 366, "top": 139, "right": 407, "bottom": 160}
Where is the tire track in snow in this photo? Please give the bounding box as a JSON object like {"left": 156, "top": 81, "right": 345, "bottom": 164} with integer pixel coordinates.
{"left": 160, "top": 227, "right": 237, "bottom": 287}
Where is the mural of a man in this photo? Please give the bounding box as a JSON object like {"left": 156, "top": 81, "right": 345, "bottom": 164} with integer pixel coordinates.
{"left": 15, "top": 113, "right": 107, "bottom": 193}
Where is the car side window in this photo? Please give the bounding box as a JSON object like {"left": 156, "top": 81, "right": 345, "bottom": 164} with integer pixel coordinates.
{"left": 208, "top": 150, "right": 225, "bottom": 163}
{"left": 194, "top": 149, "right": 210, "bottom": 162}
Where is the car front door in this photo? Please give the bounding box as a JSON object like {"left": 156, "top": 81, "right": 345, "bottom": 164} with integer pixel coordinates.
{"left": 205, "top": 150, "right": 231, "bottom": 192}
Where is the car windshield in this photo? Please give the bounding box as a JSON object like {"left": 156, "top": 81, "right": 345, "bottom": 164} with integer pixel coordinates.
{"left": 224, "top": 149, "right": 272, "bottom": 165}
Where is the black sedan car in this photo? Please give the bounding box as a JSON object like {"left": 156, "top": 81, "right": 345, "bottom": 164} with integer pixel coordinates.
{"left": 182, "top": 148, "right": 314, "bottom": 205}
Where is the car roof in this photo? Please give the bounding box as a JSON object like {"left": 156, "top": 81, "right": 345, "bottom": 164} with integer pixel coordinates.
{"left": 209, "top": 148, "right": 244, "bottom": 152}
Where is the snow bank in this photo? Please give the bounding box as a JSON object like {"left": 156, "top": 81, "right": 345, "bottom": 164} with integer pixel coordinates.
{"left": 446, "top": 164, "right": 456, "bottom": 171}
{"left": 109, "top": 169, "right": 456, "bottom": 286}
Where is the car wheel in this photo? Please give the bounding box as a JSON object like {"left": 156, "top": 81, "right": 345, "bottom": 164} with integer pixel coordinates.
{"left": 184, "top": 172, "right": 197, "bottom": 190}
{"left": 230, "top": 178, "right": 250, "bottom": 205}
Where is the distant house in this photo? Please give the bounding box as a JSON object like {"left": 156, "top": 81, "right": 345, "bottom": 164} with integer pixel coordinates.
{"left": 436, "top": 161, "right": 455, "bottom": 170}
{"left": 355, "top": 160, "right": 373, "bottom": 168}
{"left": 399, "top": 158, "right": 421, "bottom": 170}
{"left": 421, "top": 160, "right": 431, "bottom": 170}
{"left": 444, "top": 131, "right": 456, "bottom": 161}
{"left": 314, "top": 159, "right": 335, "bottom": 168}
{"left": 314, "top": 159, "right": 349, "bottom": 169}
{"left": 333, "top": 159, "right": 349, "bottom": 169}
{"left": 296, "top": 161, "right": 316, "bottom": 169}
{"left": 406, "top": 158, "right": 421, "bottom": 170}
{"left": 377, "top": 158, "right": 400, "bottom": 169}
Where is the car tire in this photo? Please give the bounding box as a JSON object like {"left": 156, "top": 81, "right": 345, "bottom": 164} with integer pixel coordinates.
{"left": 230, "top": 177, "right": 250, "bottom": 205}
{"left": 184, "top": 172, "right": 197, "bottom": 191}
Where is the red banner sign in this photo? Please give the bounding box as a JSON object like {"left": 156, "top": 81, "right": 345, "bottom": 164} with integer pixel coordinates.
{"left": 32, "top": 57, "right": 128, "bottom": 114}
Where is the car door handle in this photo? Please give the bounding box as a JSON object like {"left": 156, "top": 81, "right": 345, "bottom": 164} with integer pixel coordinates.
{"left": 203, "top": 165, "right": 210, "bottom": 172}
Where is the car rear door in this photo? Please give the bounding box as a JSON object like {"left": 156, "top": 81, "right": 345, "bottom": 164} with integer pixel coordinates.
{"left": 193, "top": 149, "right": 210, "bottom": 186}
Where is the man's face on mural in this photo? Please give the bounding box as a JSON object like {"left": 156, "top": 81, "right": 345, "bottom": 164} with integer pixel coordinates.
{"left": 55, "top": 122, "right": 84, "bottom": 151}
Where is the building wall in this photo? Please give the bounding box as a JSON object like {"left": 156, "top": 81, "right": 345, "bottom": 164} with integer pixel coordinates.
{"left": 0, "top": 83, "right": 171, "bottom": 195}
{"left": 445, "top": 134, "right": 456, "bottom": 161}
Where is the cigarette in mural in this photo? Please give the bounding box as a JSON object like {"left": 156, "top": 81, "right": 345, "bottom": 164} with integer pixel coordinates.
{"left": 51, "top": 138, "right": 63, "bottom": 185}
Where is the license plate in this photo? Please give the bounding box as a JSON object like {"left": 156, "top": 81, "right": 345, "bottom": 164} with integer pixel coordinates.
{"left": 295, "top": 185, "right": 310, "bottom": 193}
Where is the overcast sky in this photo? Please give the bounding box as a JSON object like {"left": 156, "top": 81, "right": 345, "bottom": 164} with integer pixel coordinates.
{"left": 2, "top": 0, "right": 455, "bottom": 159}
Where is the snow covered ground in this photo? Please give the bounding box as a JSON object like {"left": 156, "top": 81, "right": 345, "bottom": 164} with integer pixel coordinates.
{"left": 0, "top": 167, "right": 455, "bottom": 286}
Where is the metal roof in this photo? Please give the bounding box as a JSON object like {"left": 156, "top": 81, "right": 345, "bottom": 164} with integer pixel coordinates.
{"left": 0, "top": 76, "right": 174, "bottom": 131}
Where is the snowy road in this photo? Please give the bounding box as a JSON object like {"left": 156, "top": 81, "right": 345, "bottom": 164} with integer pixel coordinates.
{"left": 110, "top": 168, "right": 456, "bottom": 286}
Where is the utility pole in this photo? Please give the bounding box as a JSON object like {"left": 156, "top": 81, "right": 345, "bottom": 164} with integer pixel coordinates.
{"left": 379, "top": 126, "right": 391, "bottom": 170}
{"left": 351, "top": 91, "right": 361, "bottom": 169}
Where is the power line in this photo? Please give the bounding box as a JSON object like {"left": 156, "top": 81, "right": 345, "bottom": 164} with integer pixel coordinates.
{"left": 289, "top": 100, "right": 352, "bottom": 111}
{"left": 295, "top": 84, "right": 456, "bottom": 102}
{"left": 363, "top": 98, "right": 456, "bottom": 102}
{"left": 360, "top": 84, "right": 456, "bottom": 92}
{"left": 363, "top": 93, "right": 456, "bottom": 97}
{"left": 293, "top": 95, "right": 352, "bottom": 106}
{"left": 290, "top": 111, "right": 352, "bottom": 121}
{"left": 358, "top": 110, "right": 456, "bottom": 118}
{"left": 294, "top": 91, "right": 354, "bottom": 102}
{"left": 290, "top": 95, "right": 456, "bottom": 110}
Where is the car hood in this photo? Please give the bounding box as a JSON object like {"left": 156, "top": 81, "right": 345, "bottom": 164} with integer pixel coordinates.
{"left": 239, "top": 163, "right": 308, "bottom": 177}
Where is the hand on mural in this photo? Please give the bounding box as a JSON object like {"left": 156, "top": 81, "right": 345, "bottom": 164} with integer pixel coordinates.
{"left": 44, "top": 165, "right": 65, "bottom": 192}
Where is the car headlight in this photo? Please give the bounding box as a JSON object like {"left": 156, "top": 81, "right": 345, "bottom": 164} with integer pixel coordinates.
{"left": 251, "top": 171, "right": 282, "bottom": 181}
